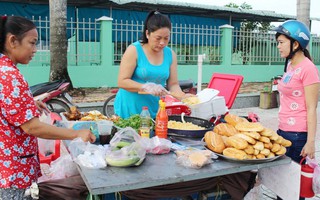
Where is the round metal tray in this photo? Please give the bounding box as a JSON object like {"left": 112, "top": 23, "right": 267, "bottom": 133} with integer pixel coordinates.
{"left": 204, "top": 146, "right": 283, "bottom": 163}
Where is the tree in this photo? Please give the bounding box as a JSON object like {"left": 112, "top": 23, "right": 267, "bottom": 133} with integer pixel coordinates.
{"left": 225, "top": 2, "right": 272, "bottom": 32}
{"left": 49, "top": 0, "right": 73, "bottom": 88}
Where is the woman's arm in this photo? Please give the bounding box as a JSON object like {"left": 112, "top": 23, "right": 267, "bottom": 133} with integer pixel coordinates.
{"left": 166, "top": 50, "right": 187, "bottom": 100}
{"left": 20, "top": 118, "right": 96, "bottom": 143}
{"left": 301, "top": 82, "right": 319, "bottom": 159}
{"left": 118, "top": 45, "right": 144, "bottom": 92}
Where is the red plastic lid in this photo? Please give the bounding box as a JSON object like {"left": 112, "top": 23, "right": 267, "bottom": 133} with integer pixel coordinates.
{"left": 207, "top": 73, "right": 243, "bottom": 109}
{"left": 142, "top": 106, "right": 148, "bottom": 110}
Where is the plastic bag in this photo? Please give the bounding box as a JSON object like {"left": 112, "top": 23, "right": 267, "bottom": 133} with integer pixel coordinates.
{"left": 138, "top": 136, "right": 172, "bottom": 154}
{"left": 109, "top": 127, "right": 141, "bottom": 148}
{"left": 313, "top": 166, "right": 320, "bottom": 194}
{"left": 141, "top": 82, "right": 168, "bottom": 96}
{"left": 306, "top": 156, "right": 320, "bottom": 194}
{"left": 38, "top": 154, "right": 78, "bottom": 183}
{"left": 69, "top": 137, "right": 107, "bottom": 169}
{"left": 38, "top": 138, "right": 57, "bottom": 158}
{"left": 175, "top": 149, "right": 213, "bottom": 169}
{"left": 39, "top": 112, "right": 52, "bottom": 125}
{"left": 105, "top": 142, "right": 146, "bottom": 167}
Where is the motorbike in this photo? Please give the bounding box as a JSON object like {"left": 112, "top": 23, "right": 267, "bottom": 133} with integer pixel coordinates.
{"left": 102, "top": 79, "right": 196, "bottom": 118}
{"left": 30, "top": 79, "right": 74, "bottom": 114}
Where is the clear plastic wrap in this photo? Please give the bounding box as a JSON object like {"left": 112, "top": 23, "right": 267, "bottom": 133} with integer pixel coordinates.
{"left": 105, "top": 142, "right": 146, "bottom": 167}
{"left": 175, "top": 149, "right": 213, "bottom": 169}
{"left": 109, "top": 127, "right": 141, "bottom": 149}
{"left": 306, "top": 156, "right": 320, "bottom": 194}
{"left": 138, "top": 136, "right": 172, "bottom": 154}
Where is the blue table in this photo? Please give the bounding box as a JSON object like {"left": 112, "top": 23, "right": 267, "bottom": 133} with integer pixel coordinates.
{"left": 77, "top": 152, "right": 291, "bottom": 195}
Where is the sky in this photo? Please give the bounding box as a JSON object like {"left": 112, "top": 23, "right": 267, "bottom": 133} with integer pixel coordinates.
{"left": 173, "top": 0, "right": 320, "bottom": 35}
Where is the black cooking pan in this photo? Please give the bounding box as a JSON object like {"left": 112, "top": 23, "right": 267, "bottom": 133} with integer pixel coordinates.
{"left": 168, "top": 115, "right": 214, "bottom": 138}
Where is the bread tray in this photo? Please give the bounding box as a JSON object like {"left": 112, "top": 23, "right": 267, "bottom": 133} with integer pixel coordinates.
{"left": 204, "top": 146, "right": 283, "bottom": 164}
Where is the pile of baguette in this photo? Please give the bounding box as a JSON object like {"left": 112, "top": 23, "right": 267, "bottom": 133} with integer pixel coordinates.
{"left": 204, "top": 113, "right": 292, "bottom": 160}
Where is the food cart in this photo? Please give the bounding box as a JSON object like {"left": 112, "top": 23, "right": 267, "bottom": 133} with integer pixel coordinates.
{"left": 41, "top": 72, "right": 303, "bottom": 200}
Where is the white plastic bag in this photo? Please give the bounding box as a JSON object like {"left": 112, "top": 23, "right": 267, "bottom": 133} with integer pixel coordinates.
{"left": 313, "top": 166, "right": 320, "bottom": 194}
{"left": 38, "top": 154, "right": 78, "bottom": 182}
{"left": 69, "top": 137, "right": 107, "bottom": 169}
{"left": 306, "top": 156, "right": 320, "bottom": 194}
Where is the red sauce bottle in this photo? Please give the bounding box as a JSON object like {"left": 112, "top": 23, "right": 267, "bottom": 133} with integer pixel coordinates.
{"left": 155, "top": 100, "right": 168, "bottom": 138}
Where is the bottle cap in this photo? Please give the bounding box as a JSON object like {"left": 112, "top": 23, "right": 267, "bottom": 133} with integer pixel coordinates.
{"left": 142, "top": 106, "right": 148, "bottom": 110}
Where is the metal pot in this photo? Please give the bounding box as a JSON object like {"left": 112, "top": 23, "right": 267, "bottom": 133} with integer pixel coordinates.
{"left": 167, "top": 115, "right": 214, "bottom": 138}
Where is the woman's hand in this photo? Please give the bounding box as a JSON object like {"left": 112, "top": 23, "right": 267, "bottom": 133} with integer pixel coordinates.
{"left": 76, "top": 129, "right": 96, "bottom": 143}
{"left": 141, "top": 82, "right": 169, "bottom": 96}
{"left": 301, "top": 141, "right": 315, "bottom": 159}
{"left": 35, "top": 100, "right": 50, "bottom": 114}
{"left": 181, "top": 93, "right": 196, "bottom": 99}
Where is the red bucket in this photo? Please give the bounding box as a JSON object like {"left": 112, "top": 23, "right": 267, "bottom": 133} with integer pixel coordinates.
{"left": 300, "top": 157, "right": 315, "bottom": 198}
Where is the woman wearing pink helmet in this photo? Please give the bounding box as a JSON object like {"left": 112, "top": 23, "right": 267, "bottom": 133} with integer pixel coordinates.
{"left": 273, "top": 20, "right": 319, "bottom": 199}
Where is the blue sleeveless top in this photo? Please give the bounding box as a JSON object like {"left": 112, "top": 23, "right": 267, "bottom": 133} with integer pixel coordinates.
{"left": 114, "top": 41, "right": 172, "bottom": 119}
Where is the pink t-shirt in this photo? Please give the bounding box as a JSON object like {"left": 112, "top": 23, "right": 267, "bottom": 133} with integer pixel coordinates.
{"left": 277, "top": 57, "right": 320, "bottom": 132}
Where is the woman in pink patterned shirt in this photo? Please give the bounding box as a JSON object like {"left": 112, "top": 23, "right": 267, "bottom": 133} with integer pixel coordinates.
{"left": 273, "top": 19, "right": 319, "bottom": 200}
{"left": 0, "top": 16, "right": 96, "bottom": 199}
{"left": 273, "top": 21, "right": 319, "bottom": 162}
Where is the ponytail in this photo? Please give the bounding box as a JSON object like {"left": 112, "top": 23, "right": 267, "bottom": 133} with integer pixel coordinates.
{"left": 0, "top": 16, "right": 36, "bottom": 54}
{"left": 140, "top": 10, "right": 171, "bottom": 44}
{"left": 303, "top": 48, "right": 312, "bottom": 62}
{"left": 0, "top": 16, "right": 8, "bottom": 53}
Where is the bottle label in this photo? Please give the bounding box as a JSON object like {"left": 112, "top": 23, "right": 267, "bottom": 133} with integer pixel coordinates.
{"left": 140, "top": 128, "right": 150, "bottom": 138}
{"left": 155, "top": 121, "right": 168, "bottom": 138}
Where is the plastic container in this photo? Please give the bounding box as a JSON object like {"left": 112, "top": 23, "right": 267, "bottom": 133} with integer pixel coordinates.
{"left": 207, "top": 73, "right": 243, "bottom": 109}
{"left": 155, "top": 100, "right": 168, "bottom": 138}
{"left": 97, "top": 120, "right": 114, "bottom": 145}
{"left": 38, "top": 139, "right": 61, "bottom": 165}
{"left": 300, "top": 157, "right": 315, "bottom": 198}
{"left": 139, "top": 106, "right": 151, "bottom": 138}
{"left": 190, "top": 96, "right": 227, "bottom": 120}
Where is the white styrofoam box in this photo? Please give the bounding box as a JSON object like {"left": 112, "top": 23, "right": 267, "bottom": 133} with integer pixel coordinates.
{"left": 197, "top": 88, "right": 219, "bottom": 103}
{"left": 190, "top": 96, "right": 227, "bottom": 120}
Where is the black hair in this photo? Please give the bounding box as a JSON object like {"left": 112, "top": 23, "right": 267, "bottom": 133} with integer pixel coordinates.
{"left": 140, "top": 10, "right": 172, "bottom": 44}
{"left": 275, "top": 32, "right": 312, "bottom": 72}
{"left": 0, "top": 16, "right": 36, "bottom": 53}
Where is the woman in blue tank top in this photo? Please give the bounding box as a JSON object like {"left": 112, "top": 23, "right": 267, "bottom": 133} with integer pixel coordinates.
{"left": 114, "top": 10, "right": 189, "bottom": 119}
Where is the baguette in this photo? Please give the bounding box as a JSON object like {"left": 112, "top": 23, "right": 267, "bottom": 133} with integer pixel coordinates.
{"left": 235, "top": 133, "right": 256, "bottom": 144}
{"left": 223, "top": 147, "right": 248, "bottom": 160}
{"left": 225, "top": 135, "right": 248, "bottom": 150}
{"left": 213, "top": 123, "right": 237, "bottom": 137}
{"left": 224, "top": 113, "right": 249, "bottom": 127}
{"left": 235, "top": 122, "right": 264, "bottom": 132}
{"left": 241, "top": 131, "right": 261, "bottom": 140}
{"left": 204, "top": 131, "right": 225, "bottom": 154}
